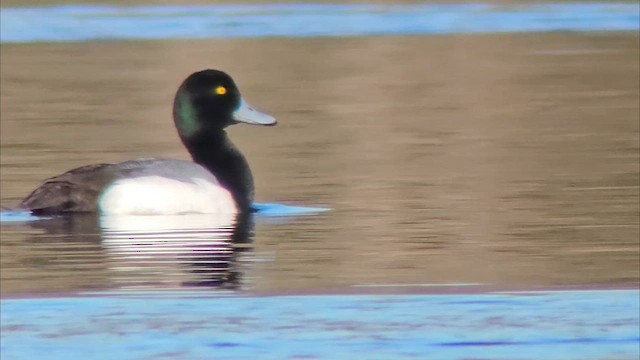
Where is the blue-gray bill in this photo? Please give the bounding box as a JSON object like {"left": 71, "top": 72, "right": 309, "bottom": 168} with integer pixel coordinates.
{"left": 232, "top": 98, "right": 276, "bottom": 126}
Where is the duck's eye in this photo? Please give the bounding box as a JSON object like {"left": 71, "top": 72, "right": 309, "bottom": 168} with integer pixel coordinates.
{"left": 214, "top": 86, "right": 227, "bottom": 95}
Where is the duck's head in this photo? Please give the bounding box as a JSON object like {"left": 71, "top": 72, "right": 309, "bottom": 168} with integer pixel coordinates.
{"left": 173, "top": 69, "right": 276, "bottom": 140}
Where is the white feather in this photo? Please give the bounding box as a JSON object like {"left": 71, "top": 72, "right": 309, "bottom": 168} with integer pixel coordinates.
{"left": 99, "top": 176, "right": 237, "bottom": 215}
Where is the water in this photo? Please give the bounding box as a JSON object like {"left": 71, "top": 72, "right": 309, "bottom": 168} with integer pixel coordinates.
{"left": 0, "top": 3, "right": 638, "bottom": 359}
{"left": 2, "top": 290, "right": 638, "bottom": 359}
{"left": 2, "top": 31, "right": 637, "bottom": 295}
{"left": 1, "top": 3, "right": 638, "bottom": 43}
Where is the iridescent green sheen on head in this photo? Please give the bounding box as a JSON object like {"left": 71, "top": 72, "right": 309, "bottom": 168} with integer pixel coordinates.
{"left": 176, "top": 93, "right": 200, "bottom": 138}
{"left": 173, "top": 69, "right": 276, "bottom": 142}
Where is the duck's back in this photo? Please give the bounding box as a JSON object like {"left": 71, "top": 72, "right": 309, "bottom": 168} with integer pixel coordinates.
{"left": 20, "top": 159, "right": 236, "bottom": 215}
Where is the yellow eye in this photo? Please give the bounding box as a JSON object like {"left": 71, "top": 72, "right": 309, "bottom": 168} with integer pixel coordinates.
{"left": 214, "top": 86, "right": 227, "bottom": 95}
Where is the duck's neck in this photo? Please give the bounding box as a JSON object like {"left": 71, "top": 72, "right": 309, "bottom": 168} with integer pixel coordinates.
{"left": 185, "top": 131, "right": 254, "bottom": 212}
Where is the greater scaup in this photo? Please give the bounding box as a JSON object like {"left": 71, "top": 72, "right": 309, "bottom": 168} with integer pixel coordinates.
{"left": 18, "top": 69, "right": 276, "bottom": 215}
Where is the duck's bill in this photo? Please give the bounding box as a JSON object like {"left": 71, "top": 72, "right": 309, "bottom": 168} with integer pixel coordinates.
{"left": 232, "top": 98, "right": 277, "bottom": 126}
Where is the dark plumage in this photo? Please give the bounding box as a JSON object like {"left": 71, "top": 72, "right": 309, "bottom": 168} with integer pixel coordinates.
{"left": 19, "top": 69, "right": 276, "bottom": 215}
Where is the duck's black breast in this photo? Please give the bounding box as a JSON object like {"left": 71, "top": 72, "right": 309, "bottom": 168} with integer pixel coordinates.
{"left": 19, "top": 159, "right": 221, "bottom": 215}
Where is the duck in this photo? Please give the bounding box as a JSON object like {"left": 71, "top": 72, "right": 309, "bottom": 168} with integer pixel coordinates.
{"left": 18, "top": 69, "right": 276, "bottom": 216}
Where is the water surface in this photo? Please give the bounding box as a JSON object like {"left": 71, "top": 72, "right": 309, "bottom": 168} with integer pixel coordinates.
{"left": 2, "top": 290, "right": 638, "bottom": 359}
{"left": 2, "top": 3, "right": 638, "bottom": 43}
{"left": 1, "top": 32, "right": 638, "bottom": 295}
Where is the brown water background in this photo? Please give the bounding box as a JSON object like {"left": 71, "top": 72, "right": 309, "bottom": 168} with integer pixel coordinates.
{"left": 1, "top": 33, "right": 638, "bottom": 296}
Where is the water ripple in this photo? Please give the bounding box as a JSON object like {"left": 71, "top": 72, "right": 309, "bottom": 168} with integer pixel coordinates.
{"left": 1, "top": 3, "right": 638, "bottom": 43}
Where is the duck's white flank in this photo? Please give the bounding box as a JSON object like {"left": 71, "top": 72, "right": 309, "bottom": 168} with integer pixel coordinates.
{"left": 99, "top": 176, "right": 237, "bottom": 215}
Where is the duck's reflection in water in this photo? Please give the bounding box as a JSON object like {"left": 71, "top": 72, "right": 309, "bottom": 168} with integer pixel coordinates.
{"left": 24, "top": 211, "right": 255, "bottom": 292}
{"left": 99, "top": 212, "right": 255, "bottom": 291}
